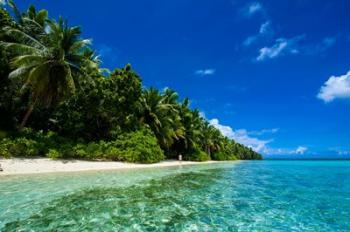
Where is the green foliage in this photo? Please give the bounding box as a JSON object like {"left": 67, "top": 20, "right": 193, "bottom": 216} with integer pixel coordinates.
{"left": 113, "top": 128, "right": 164, "bottom": 163}
{"left": 0, "top": 128, "right": 164, "bottom": 164}
{"left": 1, "top": 3, "right": 98, "bottom": 129}
{"left": 51, "top": 64, "right": 143, "bottom": 140}
{"left": 140, "top": 88, "right": 184, "bottom": 151}
{"left": 0, "top": 138, "right": 11, "bottom": 158}
{"left": 0, "top": 1, "right": 262, "bottom": 163}
{"left": 47, "top": 149, "right": 60, "bottom": 159}
{"left": 184, "top": 149, "right": 210, "bottom": 162}
{"left": 0, "top": 137, "right": 40, "bottom": 157}
{"left": 212, "top": 152, "right": 237, "bottom": 161}
{"left": 0, "top": 9, "right": 14, "bottom": 29}
{"left": 0, "top": 128, "right": 65, "bottom": 158}
{"left": 234, "top": 144, "right": 262, "bottom": 160}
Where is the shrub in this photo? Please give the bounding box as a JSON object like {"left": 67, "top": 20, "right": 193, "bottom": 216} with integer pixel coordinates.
{"left": 0, "top": 137, "right": 43, "bottom": 157}
{"left": 185, "top": 149, "right": 210, "bottom": 162}
{"left": 58, "top": 143, "right": 74, "bottom": 158}
{"left": 85, "top": 142, "right": 104, "bottom": 159}
{"left": 72, "top": 143, "right": 88, "bottom": 159}
{"left": 47, "top": 149, "right": 60, "bottom": 159}
{"left": 0, "top": 138, "right": 11, "bottom": 158}
{"left": 212, "top": 152, "right": 237, "bottom": 161}
{"left": 12, "top": 137, "right": 41, "bottom": 157}
{"left": 103, "top": 146, "right": 121, "bottom": 161}
{"left": 0, "top": 129, "right": 68, "bottom": 158}
{"left": 0, "top": 128, "right": 165, "bottom": 163}
{"left": 114, "top": 128, "right": 164, "bottom": 163}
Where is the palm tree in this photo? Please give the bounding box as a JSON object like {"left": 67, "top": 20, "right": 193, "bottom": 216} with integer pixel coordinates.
{"left": 24, "top": 5, "right": 48, "bottom": 28}
{"left": 201, "top": 122, "right": 222, "bottom": 157}
{"left": 7, "top": 1, "right": 47, "bottom": 38}
{"left": 1, "top": 17, "right": 95, "bottom": 129}
{"left": 174, "top": 101, "right": 203, "bottom": 153}
{"left": 140, "top": 88, "right": 184, "bottom": 150}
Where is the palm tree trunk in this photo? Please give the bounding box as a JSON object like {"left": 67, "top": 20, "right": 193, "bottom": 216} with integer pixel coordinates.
{"left": 19, "top": 101, "right": 36, "bottom": 131}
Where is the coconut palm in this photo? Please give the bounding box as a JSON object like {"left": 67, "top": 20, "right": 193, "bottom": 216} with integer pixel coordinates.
{"left": 1, "top": 17, "right": 95, "bottom": 129}
{"left": 176, "top": 102, "right": 202, "bottom": 152}
{"left": 140, "top": 88, "right": 184, "bottom": 150}
{"left": 7, "top": 1, "right": 47, "bottom": 38}
{"left": 201, "top": 122, "right": 222, "bottom": 156}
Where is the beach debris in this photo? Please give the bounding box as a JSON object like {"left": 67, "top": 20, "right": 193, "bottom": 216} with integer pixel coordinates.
{"left": 0, "top": 164, "right": 3, "bottom": 172}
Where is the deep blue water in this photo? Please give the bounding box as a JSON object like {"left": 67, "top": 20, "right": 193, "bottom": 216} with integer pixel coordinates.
{"left": 1, "top": 161, "right": 350, "bottom": 231}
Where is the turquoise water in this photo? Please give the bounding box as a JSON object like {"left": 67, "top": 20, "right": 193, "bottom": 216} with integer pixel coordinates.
{"left": 1, "top": 161, "right": 350, "bottom": 231}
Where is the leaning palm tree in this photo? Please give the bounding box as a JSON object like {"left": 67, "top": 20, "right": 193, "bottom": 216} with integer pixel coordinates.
{"left": 1, "top": 18, "right": 95, "bottom": 129}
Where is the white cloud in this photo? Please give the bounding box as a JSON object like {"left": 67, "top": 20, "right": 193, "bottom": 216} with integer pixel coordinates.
{"left": 317, "top": 71, "right": 350, "bottom": 103}
{"left": 328, "top": 147, "right": 350, "bottom": 155}
{"left": 209, "top": 118, "right": 272, "bottom": 153}
{"left": 199, "top": 111, "right": 207, "bottom": 119}
{"left": 263, "top": 146, "right": 309, "bottom": 155}
{"left": 249, "top": 128, "right": 279, "bottom": 136}
{"left": 256, "top": 36, "right": 304, "bottom": 61}
{"left": 248, "top": 2, "right": 263, "bottom": 16}
{"left": 256, "top": 35, "right": 335, "bottom": 61}
{"left": 259, "top": 21, "right": 272, "bottom": 35}
{"left": 205, "top": 117, "right": 310, "bottom": 156}
{"left": 337, "top": 150, "right": 350, "bottom": 155}
{"left": 194, "top": 69, "right": 215, "bottom": 76}
{"left": 0, "top": 0, "right": 6, "bottom": 6}
{"left": 209, "top": 119, "right": 234, "bottom": 137}
{"left": 241, "top": 2, "right": 264, "bottom": 18}
{"left": 257, "top": 39, "right": 288, "bottom": 61}
{"left": 243, "top": 21, "right": 273, "bottom": 47}
{"left": 292, "top": 146, "right": 308, "bottom": 155}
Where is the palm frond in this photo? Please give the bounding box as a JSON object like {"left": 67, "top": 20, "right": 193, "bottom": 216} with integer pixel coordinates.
{"left": 35, "top": 10, "right": 48, "bottom": 26}
{"left": 8, "top": 64, "right": 36, "bottom": 79}
{"left": 11, "top": 55, "right": 44, "bottom": 68}
{"left": 3, "top": 27, "right": 46, "bottom": 50}
{"left": 2, "top": 42, "right": 43, "bottom": 56}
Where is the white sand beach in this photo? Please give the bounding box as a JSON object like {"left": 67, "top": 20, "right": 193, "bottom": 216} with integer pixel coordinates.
{"left": 0, "top": 158, "right": 218, "bottom": 176}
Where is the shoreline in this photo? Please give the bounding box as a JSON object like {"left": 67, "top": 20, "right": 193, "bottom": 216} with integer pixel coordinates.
{"left": 0, "top": 158, "right": 220, "bottom": 176}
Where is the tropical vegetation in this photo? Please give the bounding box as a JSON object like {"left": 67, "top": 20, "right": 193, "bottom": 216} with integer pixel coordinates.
{"left": 0, "top": 1, "right": 262, "bottom": 163}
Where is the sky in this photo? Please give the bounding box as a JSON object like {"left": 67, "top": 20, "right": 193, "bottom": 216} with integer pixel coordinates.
{"left": 12, "top": 0, "right": 350, "bottom": 158}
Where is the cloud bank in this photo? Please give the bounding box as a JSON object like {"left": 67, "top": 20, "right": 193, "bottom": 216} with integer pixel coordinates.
{"left": 209, "top": 118, "right": 272, "bottom": 153}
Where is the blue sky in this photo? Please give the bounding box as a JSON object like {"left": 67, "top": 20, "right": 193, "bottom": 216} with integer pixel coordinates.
{"left": 12, "top": 0, "right": 350, "bottom": 157}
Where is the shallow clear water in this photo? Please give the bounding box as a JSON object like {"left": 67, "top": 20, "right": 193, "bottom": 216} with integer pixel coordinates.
{"left": 1, "top": 161, "right": 350, "bottom": 231}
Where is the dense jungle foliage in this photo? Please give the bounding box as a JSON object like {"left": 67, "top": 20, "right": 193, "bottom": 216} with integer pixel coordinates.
{"left": 0, "top": 1, "right": 262, "bottom": 163}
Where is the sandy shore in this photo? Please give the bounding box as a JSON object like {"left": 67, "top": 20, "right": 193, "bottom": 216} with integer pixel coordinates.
{"left": 0, "top": 158, "right": 218, "bottom": 176}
